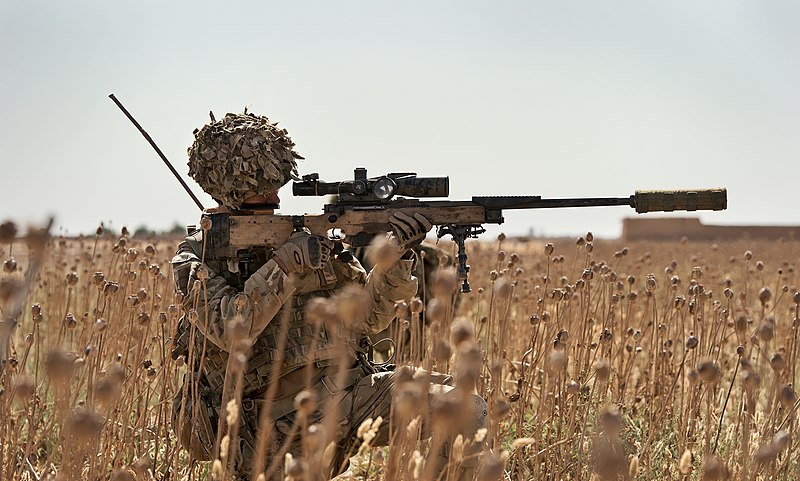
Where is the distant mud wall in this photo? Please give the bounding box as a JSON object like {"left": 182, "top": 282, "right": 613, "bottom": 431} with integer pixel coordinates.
{"left": 622, "top": 217, "right": 799, "bottom": 241}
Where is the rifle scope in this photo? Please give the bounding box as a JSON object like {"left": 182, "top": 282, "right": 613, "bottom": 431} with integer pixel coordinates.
{"left": 293, "top": 168, "right": 449, "bottom": 200}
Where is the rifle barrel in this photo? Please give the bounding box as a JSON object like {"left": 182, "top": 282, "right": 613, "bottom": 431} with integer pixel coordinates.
{"left": 472, "top": 188, "right": 727, "bottom": 213}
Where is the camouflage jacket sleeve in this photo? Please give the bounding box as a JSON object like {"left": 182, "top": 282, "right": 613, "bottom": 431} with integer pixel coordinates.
{"left": 171, "top": 238, "right": 296, "bottom": 352}
{"left": 360, "top": 254, "right": 418, "bottom": 334}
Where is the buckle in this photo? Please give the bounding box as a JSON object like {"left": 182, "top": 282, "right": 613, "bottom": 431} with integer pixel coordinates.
{"left": 242, "top": 398, "right": 256, "bottom": 412}
{"left": 320, "top": 376, "right": 338, "bottom": 395}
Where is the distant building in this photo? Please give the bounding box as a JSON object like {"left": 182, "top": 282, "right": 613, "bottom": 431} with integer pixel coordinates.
{"left": 622, "top": 217, "right": 799, "bottom": 241}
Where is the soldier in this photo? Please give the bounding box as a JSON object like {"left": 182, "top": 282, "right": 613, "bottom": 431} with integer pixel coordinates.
{"left": 171, "top": 112, "right": 486, "bottom": 480}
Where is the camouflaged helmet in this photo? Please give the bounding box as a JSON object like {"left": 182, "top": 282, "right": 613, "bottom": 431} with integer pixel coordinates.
{"left": 187, "top": 112, "right": 303, "bottom": 208}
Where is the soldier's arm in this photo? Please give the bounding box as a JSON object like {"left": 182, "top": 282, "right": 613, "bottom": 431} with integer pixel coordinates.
{"left": 361, "top": 252, "right": 418, "bottom": 334}
{"left": 172, "top": 243, "right": 296, "bottom": 352}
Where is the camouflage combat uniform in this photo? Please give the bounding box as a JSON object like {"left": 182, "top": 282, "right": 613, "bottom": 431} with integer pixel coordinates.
{"left": 171, "top": 229, "right": 486, "bottom": 479}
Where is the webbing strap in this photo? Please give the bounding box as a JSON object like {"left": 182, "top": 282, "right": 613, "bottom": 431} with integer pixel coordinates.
{"left": 250, "top": 365, "right": 366, "bottom": 421}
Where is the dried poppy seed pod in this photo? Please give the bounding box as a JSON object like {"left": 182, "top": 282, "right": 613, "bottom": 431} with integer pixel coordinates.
{"left": 285, "top": 457, "right": 309, "bottom": 480}
{"left": 770, "top": 353, "right": 786, "bottom": 373}
{"left": 744, "top": 250, "right": 753, "bottom": 260}
{"left": 409, "top": 297, "right": 424, "bottom": 314}
{"left": 576, "top": 237, "right": 585, "bottom": 247}
{"left": 305, "top": 423, "right": 326, "bottom": 451}
{"left": 433, "top": 339, "right": 452, "bottom": 362}
{"left": 198, "top": 216, "right": 213, "bottom": 232}
{"left": 758, "top": 322, "right": 774, "bottom": 342}
{"left": 103, "top": 282, "right": 120, "bottom": 296}
{"left": 778, "top": 384, "right": 797, "bottom": 409}
{"left": 111, "top": 469, "right": 135, "bottom": 481}
{"left": 773, "top": 430, "right": 790, "bottom": 452}
{"left": 742, "top": 370, "right": 761, "bottom": 393}
{"left": 758, "top": 287, "right": 772, "bottom": 306}
{"left": 394, "top": 300, "right": 408, "bottom": 318}
{"left": 431, "top": 268, "right": 458, "bottom": 297}
{"left": 734, "top": 316, "right": 748, "bottom": 334}
{"left": 585, "top": 232, "right": 593, "bottom": 242}
{"left": 294, "top": 390, "right": 317, "bottom": 418}
{"left": 14, "top": 374, "right": 36, "bottom": 402}
{"left": 68, "top": 406, "right": 103, "bottom": 443}
{"left": 585, "top": 242, "right": 593, "bottom": 253}
{"left": 148, "top": 264, "right": 160, "bottom": 277}
{"left": 490, "top": 399, "right": 511, "bottom": 420}
{"left": 427, "top": 298, "right": 446, "bottom": 323}
{"left": 44, "top": 349, "right": 77, "bottom": 386}
{"left": 685, "top": 335, "right": 699, "bottom": 350}
{"left": 63, "top": 313, "right": 77, "bottom": 330}
{"left": 598, "top": 406, "right": 622, "bottom": 435}
{"left": 595, "top": 359, "right": 611, "bottom": 382}
{"left": 126, "top": 295, "right": 140, "bottom": 308}
{"left": 137, "top": 312, "right": 151, "bottom": 326}
{"left": 701, "top": 456, "right": 728, "bottom": 481}
{"left": 645, "top": 275, "right": 657, "bottom": 292}
{"left": 451, "top": 319, "right": 474, "bottom": 347}
{"left": 544, "top": 243, "right": 554, "bottom": 256}
{"left": 497, "top": 233, "right": 506, "bottom": 242}
{"left": 566, "top": 380, "right": 581, "bottom": 395}
{"left": 548, "top": 350, "right": 567, "bottom": 373}
{"left": 3, "top": 257, "right": 17, "bottom": 273}
{"left": 696, "top": 359, "right": 722, "bottom": 384}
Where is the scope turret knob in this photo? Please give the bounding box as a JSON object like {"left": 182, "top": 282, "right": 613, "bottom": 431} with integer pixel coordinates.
{"left": 353, "top": 180, "right": 368, "bottom": 195}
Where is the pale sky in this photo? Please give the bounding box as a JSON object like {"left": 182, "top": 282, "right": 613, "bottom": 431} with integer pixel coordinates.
{"left": 1, "top": 1, "right": 798, "bottom": 238}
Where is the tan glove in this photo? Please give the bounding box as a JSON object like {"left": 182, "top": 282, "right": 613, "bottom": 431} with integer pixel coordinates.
{"left": 272, "top": 231, "right": 333, "bottom": 274}
{"left": 388, "top": 212, "right": 433, "bottom": 251}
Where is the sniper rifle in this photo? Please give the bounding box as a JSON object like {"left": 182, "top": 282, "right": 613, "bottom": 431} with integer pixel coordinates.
{"left": 201, "top": 168, "right": 727, "bottom": 292}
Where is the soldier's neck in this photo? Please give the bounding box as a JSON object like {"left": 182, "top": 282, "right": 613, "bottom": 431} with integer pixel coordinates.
{"left": 208, "top": 205, "right": 278, "bottom": 215}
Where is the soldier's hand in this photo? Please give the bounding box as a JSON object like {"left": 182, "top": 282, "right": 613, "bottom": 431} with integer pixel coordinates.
{"left": 273, "top": 232, "right": 333, "bottom": 274}
{"left": 388, "top": 212, "right": 433, "bottom": 252}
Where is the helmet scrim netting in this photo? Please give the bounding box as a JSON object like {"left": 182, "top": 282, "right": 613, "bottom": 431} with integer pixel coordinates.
{"left": 187, "top": 112, "right": 302, "bottom": 208}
